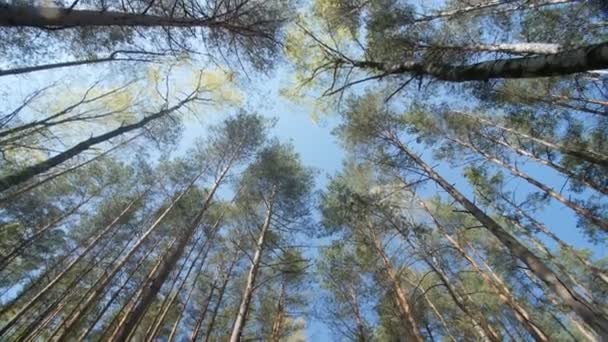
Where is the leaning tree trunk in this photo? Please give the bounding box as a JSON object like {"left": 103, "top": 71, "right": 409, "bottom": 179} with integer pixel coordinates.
{"left": 352, "top": 41, "right": 608, "bottom": 81}
{"left": 18, "top": 230, "right": 135, "bottom": 341}
{"left": 270, "top": 282, "right": 286, "bottom": 342}
{"left": 76, "top": 239, "right": 162, "bottom": 341}
{"left": 0, "top": 95, "right": 196, "bottom": 192}
{"left": 420, "top": 201, "right": 550, "bottom": 340}
{"left": 142, "top": 235, "right": 205, "bottom": 341}
{"left": 198, "top": 251, "right": 239, "bottom": 342}
{"left": 0, "top": 191, "right": 143, "bottom": 333}
{"left": 0, "top": 192, "right": 96, "bottom": 272}
{"left": 456, "top": 111, "right": 608, "bottom": 168}
{"left": 368, "top": 226, "right": 424, "bottom": 342}
{"left": 229, "top": 193, "right": 275, "bottom": 342}
{"left": 406, "top": 239, "right": 501, "bottom": 342}
{"left": 53, "top": 172, "right": 203, "bottom": 341}
{"left": 109, "top": 164, "right": 230, "bottom": 342}
{"left": 452, "top": 136, "right": 608, "bottom": 232}
{"left": 390, "top": 138, "right": 608, "bottom": 339}
{"left": 479, "top": 131, "right": 607, "bottom": 195}
{"left": 0, "top": 5, "right": 237, "bottom": 28}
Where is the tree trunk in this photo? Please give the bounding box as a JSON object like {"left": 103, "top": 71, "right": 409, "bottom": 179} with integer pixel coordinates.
{"left": 480, "top": 132, "right": 607, "bottom": 195}
{"left": 501, "top": 194, "right": 608, "bottom": 286}
{"left": 0, "top": 4, "right": 248, "bottom": 29}
{"left": 368, "top": 226, "right": 424, "bottom": 342}
{"left": 0, "top": 134, "right": 142, "bottom": 204}
{"left": 352, "top": 41, "right": 608, "bottom": 81}
{"left": 189, "top": 280, "right": 216, "bottom": 342}
{"left": 401, "top": 274, "right": 457, "bottom": 342}
{"left": 142, "top": 235, "right": 205, "bottom": 341}
{"left": 455, "top": 111, "right": 608, "bottom": 167}
{"left": 76, "top": 239, "right": 162, "bottom": 341}
{"left": 53, "top": 171, "right": 203, "bottom": 341}
{"left": 406, "top": 239, "right": 501, "bottom": 342}
{"left": 421, "top": 201, "right": 550, "bottom": 340}
{"left": 99, "top": 238, "right": 178, "bottom": 341}
{"left": 0, "top": 94, "right": 196, "bottom": 192}
{"left": 166, "top": 248, "right": 211, "bottom": 342}
{"left": 109, "top": 164, "right": 229, "bottom": 342}
{"left": 270, "top": 282, "right": 286, "bottom": 342}
{"left": 387, "top": 136, "right": 608, "bottom": 337}
{"left": 451, "top": 135, "right": 608, "bottom": 232}
{"left": 0, "top": 191, "right": 143, "bottom": 336}
{"left": 199, "top": 251, "right": 239, "bottom": 342}
{"left": 416, "top": 0, "right": 575, "bottom": 22}
{"left": 0, "top": 51, "right": 155, "bottom": 77}
{"left": 229, "top": 193, "right": 275, "bottom": 342}
{"left": 0, "top": 192, "right": 96, "bottom": 271}
{"left": 427, "top": 42, "right": 562, "bottom": 55}
{"left": 18, "top": 229, "right": 135, "bottom": 341}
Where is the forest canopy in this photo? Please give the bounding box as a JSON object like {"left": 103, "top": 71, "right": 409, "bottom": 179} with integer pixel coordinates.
{"left": 0, "top": 0, "right": 607, "bottom": 341}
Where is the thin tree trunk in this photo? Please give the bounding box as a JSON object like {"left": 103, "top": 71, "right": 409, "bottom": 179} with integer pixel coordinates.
{"left": 451, "top": 135, "right": 608, "bottom": 232}
{"left": 426, "top": 42, "right": 562, "bottom": 55}
{"left": 189, "top": 280, "right": 217, "bottom": 342}
{"left": 349, "top": 41, "right": 608, "bottom": 82}
{"left": 229, "top": 190, "right": 275, "bottom": 342}
{"left": 166, "top": 248, "right": 211, "bottom": 342}
{"left": 270, "top": 282, "right": 286, "bottom": 342}
{"left": 17, "top": 229, "right": 135, "bottom": 341}
{"left": 345, "top": 285, "right": 368, "bottom": 342}
{"left": 143, "top": 235, "right": 206, "bottom": 342}
{"left": 501, "top": 194, "right": 608, "bottom": 286}
{"left": 109, "top": 162, "right": 230, "bottom": 342}
{"left": 0, "top": 191, "right": 143, "bottom": 336}
{"left": 76, "top": 238, "right": 162, "bottom": 341}
{"left": 455, "top": 111, "right": 608, "bottom": 167}
{"left": 199, "top": 251, "right": 239, "bottom": 342}
{"left": 387, "top": 136, "right": 608, "bottom": 337}
{"left": 53, "top": 171, "right": 203, "bottom": 341}
{"left": 405, "top": 238, "right": 501, "bottom": 342}
{"left": 416, "top": 0, "right": 575, "bottom": 22}
{"left": 0, "top": 94, "right": 197, "bottom": 192}
{"left": 368, "top": 226, "right": 424, "bottom": 342}
{"left": 0, "top": 51, "right": 155, "bottom": 77}
{"left": 480, "top": 132, "right": 607, "bottom": 195}
{"left": 401, "top": 274, "right": 457, "bottom": 342}
{"left": 0, "top": 192, "right": 96, "bottom": 271}
{"left": 99, "top": 238, "right": 178, "bottom": 341}
{"left": 0, "top": 134, "right": 142, "bottom": 204}
{"left": 421, "top": 200, "right": 550, "bottom": 340}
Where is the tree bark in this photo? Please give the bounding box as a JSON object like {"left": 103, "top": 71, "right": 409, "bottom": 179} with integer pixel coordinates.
{"left": 420, "top": 201, "right": 550, "bottom": 341}
{"left": 0, "top": 192, "right": 96, "bottom": 272}
{"left": 109, "top": 165, "right": 229, "bottom": 341}
{"left": 76, "top": 239, "right": 162, "bottom": 341}
{"left": 0, "top": 191, "right": 143, "bottom": 335}
{"left": 229, "top": 192, "right": 275, "bottom": 342}
{"left": 451, "top": 135, "right": 608, "bottom": 232}
{"left": 0, "top": 4, "right": 258, "bottom": 32}
{"left": 386, "top": 135, "right": 608, "bottom": 338}
{"left": 199, "top": 251, "right": 239, "bottom": 342}
{"left": 53, "top": 171, "right": 203, "bottom": 341}
{"left": 479, "top": 132, "right": 607, "bottom": 195}
{"left": 0, "top": 94, "right": 197, "bottom": 192}
{"left": 368, "top": 226, "right": 424, "bottom": 342}
{"left": 0, "top": 51, "right": 155, "bottom": 77}
{"left": 454, "top": 111, "right": 608, "bottom": 167}
{"left": 350, "top": 41, "right": 608, "bottom": 81}
{"left": 270, "top": 282, "right": 286, "bottom": 342}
